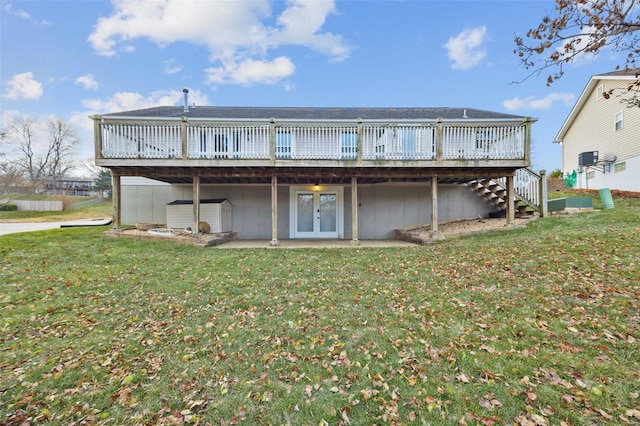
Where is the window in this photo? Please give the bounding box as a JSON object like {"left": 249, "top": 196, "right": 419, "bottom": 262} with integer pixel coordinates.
{"left": 399, "top": 128, "right": 417, "bottom": 157}
{"left": 275, "top": 131, "right": 291, "bottom": 158}
{"left": 475, "top": 129, "right": 493, "bottom": 150}
{"left": 596, "top": 84, "right": 604, "bottom": 100}
{"left": 341, "top": 132, "right": 357, "bottom": 159}
{"left": 214, "top": 134, "right": 228, "bottom": 155}
{"left": 587, "top": 171, "right": 595, "bottom": 180}
{"left": 614, "top": 162, "right": 626, "bottom": 173}
{"left": 199, "top": 130, "right": 207, "bottom": 153}
{"left": 615, "top": 111, "right": 624, "bottom": 131}
{"left": 199, "top": 129, "right": 228, "bottom": 158}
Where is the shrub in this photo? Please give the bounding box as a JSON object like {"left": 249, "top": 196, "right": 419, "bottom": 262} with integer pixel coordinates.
{"left": 0, "top": 204, "right": 18, "bottom": 211}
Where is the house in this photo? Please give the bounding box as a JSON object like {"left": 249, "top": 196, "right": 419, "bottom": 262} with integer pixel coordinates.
{"left": 93, "top": 101, "right": 543, "bottom": 244}
{"left": 41, "top": 176, "right": 94, "bottom": 196}
{"left": 554, "top": 69, "right": 640, "bottom": 192}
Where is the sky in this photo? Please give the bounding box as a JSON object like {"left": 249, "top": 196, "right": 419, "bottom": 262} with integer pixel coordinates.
{"left": 0, "top": 0, "right": 626, "bottom": 176}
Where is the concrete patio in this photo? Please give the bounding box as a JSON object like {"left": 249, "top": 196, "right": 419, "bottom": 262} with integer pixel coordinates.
{"left": 214, "top": 239, "right": 420, "bottom": 249}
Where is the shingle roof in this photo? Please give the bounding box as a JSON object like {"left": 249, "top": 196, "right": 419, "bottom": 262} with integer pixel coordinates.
{"left": 597, "top": 68, "right": 640, "bottom": 78}
{"left": 104, "top": 106, "right": 526, "bottom": 121}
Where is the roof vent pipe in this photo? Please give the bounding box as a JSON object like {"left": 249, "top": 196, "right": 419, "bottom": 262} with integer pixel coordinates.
{"left": 463, "top": 108, "right": 468, "bottom": 118}
{"left": 183, "top": 88, "right": 189, "bottom": 113}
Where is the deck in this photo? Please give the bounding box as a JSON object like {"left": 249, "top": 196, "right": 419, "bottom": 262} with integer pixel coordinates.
{"left": 94, "top": 116, "right": 532, "bottom": 181}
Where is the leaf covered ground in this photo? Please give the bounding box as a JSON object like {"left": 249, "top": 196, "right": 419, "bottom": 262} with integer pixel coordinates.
{"left": 1, "top": 199, "right": 639, "bottom": 425}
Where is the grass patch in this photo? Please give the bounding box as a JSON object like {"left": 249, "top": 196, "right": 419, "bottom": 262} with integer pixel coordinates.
{"left": 0, "top": 198, "right": 112, "bottom": 222}
{"left": 1, "top": 200, "right": 639, "bottom": 425}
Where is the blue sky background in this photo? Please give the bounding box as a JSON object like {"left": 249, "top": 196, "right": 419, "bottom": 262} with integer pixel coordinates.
{"left": 0, "top": 0, "right": 624, "bottom": 175}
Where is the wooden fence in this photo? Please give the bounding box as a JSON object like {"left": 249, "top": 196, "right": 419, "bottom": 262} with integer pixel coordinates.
{"left": 2, "top": 200, "right": 64, "bottom": 211}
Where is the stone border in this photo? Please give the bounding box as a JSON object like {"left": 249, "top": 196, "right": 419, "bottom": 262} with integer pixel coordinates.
{"left": 394, "top": 216, "right": 538, "bottom": 245}
{"left": 104, "top": 229, "right": 238, "bottom": 248}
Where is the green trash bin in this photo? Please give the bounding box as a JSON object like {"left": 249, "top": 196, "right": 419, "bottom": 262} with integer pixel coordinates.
{"left": 599, "top": 188, "right": 614, "bottom": 209}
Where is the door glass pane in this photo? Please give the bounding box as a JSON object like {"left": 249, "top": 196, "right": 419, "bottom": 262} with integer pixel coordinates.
{"left": 297, "top": 194, "right": 313, "bottom": 232}
{"left": 319, "top": 193, "right": 336, "bottom": 232}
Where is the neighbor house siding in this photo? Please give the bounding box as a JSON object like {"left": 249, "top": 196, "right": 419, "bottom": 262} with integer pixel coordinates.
{"left": 561, "top": 77, "right": 640, "bottom": 191}
{"left": 562, "top": 81, "right": 636, "bottom": 172}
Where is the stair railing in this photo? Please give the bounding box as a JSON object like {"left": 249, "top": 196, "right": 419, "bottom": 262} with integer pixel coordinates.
{"left": 497, "top": 168, "right": 548, "bottom": 217}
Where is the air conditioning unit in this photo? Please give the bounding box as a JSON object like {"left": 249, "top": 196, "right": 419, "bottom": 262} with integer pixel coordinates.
{"left": 579, "top": 151, "right": 599, "bottom": 166}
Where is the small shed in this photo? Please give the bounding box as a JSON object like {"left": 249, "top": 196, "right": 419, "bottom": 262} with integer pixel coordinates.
{"left": 166, "top": 199, "right": 232, "bottom": 233}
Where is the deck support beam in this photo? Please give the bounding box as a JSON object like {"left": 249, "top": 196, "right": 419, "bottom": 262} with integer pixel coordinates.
{"left": 271, "top": 175, "right": 279, "bottom": 246}
{"left": 351, "top": 176, "right": 359, "bottom": 245}
{"left": 431, "top": 176, "right": 439, "bottom": 235}
{"left": 193, "top": 175, "right": 200, "bottom": 235}
{"left": 506, "top": 174, "right": 515, "bottom": 226}
{"left": 111, "top": 172, "right": 121, "bottom": 229}
{"left": 539, "top": 170, "right": 548, "bottom": 218}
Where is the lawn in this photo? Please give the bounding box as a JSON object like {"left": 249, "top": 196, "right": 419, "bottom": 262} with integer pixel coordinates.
{"left": 0, "top": 197, "right": 112, "bottom": 223}
{"left": 1, "top": 196, "right": 639, "bottom": 425}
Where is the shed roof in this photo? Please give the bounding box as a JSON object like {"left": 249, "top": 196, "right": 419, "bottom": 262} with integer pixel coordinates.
{"left": 103, "top": 106, "right": 527, "bottom": 121}
{"left": 167, "top": 198, "right": 229, "bottom": 205}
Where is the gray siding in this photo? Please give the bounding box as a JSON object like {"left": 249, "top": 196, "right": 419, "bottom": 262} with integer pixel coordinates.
{"left": 121, "top": 182, "right": 499, "bottom": 239}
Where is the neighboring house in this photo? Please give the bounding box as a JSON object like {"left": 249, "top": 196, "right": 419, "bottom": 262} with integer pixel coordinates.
{"left": 41, "top": 176, "right": 94, "bottom": 196}
{"left": 555, "top": 69, "right": 640, "bottom": 192}
{"left": 93, "top": 103, "right": 541, "bottom": 243}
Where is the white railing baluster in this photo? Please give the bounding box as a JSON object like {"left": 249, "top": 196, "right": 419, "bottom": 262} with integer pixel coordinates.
{"left": 99, "top": 121, "right": 527, "bottom": 162}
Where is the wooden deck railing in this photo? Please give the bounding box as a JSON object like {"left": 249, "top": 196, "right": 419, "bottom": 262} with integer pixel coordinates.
{"left": 95, "top": 117, "right": 531, "bottom": 163}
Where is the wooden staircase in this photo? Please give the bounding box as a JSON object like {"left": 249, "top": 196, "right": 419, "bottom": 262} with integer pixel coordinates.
{"left": 467, "top": 175, "right": 539, "bottom": 217}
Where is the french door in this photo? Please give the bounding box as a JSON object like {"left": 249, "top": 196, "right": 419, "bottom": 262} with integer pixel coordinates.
{"left": 294, "top": 191, "right": 339, "bottom": 238}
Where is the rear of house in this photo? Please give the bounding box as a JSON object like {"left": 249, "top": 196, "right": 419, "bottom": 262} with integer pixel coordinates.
{"left": 94, "top": 104, "right": 540, "bottom": 243}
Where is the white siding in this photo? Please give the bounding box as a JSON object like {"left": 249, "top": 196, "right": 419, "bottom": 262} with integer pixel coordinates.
{"left": 561, "top": 77, "right": 640, "bottom": 191}
{"left": 166, "top": 201, "right": 232, "bottom": 232}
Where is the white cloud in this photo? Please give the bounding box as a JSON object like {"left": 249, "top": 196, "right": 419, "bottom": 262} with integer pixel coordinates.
{"left": 163, "top": 59, "right": 183, "bottom": 75}
{"left": 270, "top": 0, "right": 350, "bottom": 62}
{"left": 503, "top": 92, "right": 576, "bottom": 111}
{"left": 444, "top": 26, "right": 488, "bottom": 70}
{"left": 2, "top": 72, "right": 44, "bottom": 100}
{"left": 75, "top": 74, "right": 99, "bottom": 91}
{"left": 206, "top": 57, "right": 296, "bottom": 86}
{"left": 88, "top": 0, "right": 351, "bottom": 85}
{"left": 66, "top": 89, "right": 211, "bottom": 162}
{"left": 80, "top": 89, "right": 210, "bottom": 115}
{"left": 2, "top": 2, "right": 51, "bottom": 25}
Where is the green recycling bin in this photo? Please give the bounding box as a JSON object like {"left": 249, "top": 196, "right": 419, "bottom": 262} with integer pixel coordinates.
{"left": 599, "top": 188, "right": 614, "bottom": 209}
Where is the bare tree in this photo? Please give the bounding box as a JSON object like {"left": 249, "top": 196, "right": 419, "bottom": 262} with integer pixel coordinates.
{"left": 2, "top": 116, "right": 79, "bottom": 188}
{"left": 46, "top": 118, "right": 79, "bottom": 180}
{"left": 514, "top": 0, "right": 640, "bottom": 107}
{"left": 0, "top": 160, "right": 28, "bottom": 200}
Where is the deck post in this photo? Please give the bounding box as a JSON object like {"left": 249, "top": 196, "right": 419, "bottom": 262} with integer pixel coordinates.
{"left": 539, "top": 170, "right": 548, "bottom": 218}
{"left": 92, "top": 115, "right": 102, "bottom": 161}
{"left": 351, "top": 176, "right": 359, "bottom": 245}
{"left": 269, "top": 118, "right": 276, "bottom": 163}
{"left": 111, "top": 172, "right": 121, "bottom": 229}
{"left": 431, "top": 176, "right": 439, "bottom": 235}
{"left": 523, "top": 117, "right": 532, "bottom": 164}
{"left": 181, "top": 117, "right": 188, "bottom": 160}
{"left": 506, "top": 174, "right": 515, "bottom": 226}
{"left": 193, "top": 175, "right": 200, "bottom": 235}
{"left": 435, "top": 118, "right": 443, "bottom": 161}
{"left": 271, "top": 175, "right": 278, "bottom": 246}
{"left": 356, "top": 118, "right": 363, "bottom": 164}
